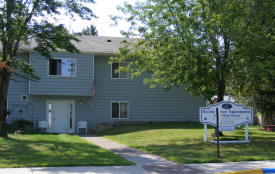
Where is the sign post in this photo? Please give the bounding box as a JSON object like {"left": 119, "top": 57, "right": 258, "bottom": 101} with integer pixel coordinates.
{"left": 204, "top": 124, "right": 207, "bottom": 142}
{"left": 200, "top": 101, "right": 253, "bottom": 144}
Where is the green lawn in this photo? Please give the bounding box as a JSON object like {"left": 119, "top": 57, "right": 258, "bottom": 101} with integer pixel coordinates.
{"left": 99, "top": 122, "right": 275, "bottom": 163}
{"left": 0, "top": 134, "right": 133, "bottom": 168}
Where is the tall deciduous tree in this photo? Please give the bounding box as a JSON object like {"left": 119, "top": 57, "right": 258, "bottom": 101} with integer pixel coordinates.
{"left": 229, "top": 0, "right": 275, "bottom": 124}
{"left": 111, "top": 0, "right": 263, "bottom": 104}
{"left": 0, "top": 0, "right": 95, "bottom": 137}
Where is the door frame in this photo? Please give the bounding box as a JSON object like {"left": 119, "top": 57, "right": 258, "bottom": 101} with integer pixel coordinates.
{"left": 46, "top": 100, "right": 75, "bottom": 133}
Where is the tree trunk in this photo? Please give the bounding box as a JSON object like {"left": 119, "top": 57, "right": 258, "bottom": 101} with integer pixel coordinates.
{"left": 0, "top": 67, "right": 11, "bottom": 137}
{"left": 216, "top": 75, "right": 225, "bottom": 137}
{"left": 217, "top": 76, "right": 225, "bottom": 102}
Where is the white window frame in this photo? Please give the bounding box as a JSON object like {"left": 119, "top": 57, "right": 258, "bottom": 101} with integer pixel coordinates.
{"left": 111, "top": 62, "right": 129, "bottom": 79}
{"left": 110, "top": 101, "right": 129, "bottom": 119}
{"left": 48, "top": 58, "right": 77, "bottom": 77}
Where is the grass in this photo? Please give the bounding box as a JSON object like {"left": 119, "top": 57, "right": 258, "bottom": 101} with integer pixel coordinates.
{"left": 98, "top": 122, "right": 275, "bottom": 163}
{"left": 0, "top": 134, "right": 133, "bottom": 168}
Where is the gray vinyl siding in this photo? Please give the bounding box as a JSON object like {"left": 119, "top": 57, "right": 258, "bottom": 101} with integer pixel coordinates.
{"left": 88, "top": 55, "right": 205, "bottom": 125}
{"left": 7, "top": 73, "right": 31, "bottom": 123}
{"left": 7, "top": 53, "right": 29, "bottom": 122}
{"left": 7, "top": 53, "right": 205, "bottom": 131}
{"left": 29, "top": 53, "right": 94, "bottom": 96}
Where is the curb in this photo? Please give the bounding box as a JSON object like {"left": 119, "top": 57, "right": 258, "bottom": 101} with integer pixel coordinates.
{"left": 219, "top": 168, "right": 275, "bottom": 174}
{"left": 263, "top": 168, "right": 275, "bottom": 174}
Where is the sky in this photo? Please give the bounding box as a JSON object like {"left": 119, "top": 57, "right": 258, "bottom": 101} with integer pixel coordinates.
{"left": 58, "top": 0, "right": 140, "bottom": 37}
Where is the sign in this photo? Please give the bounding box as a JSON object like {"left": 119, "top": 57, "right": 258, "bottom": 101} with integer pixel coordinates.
{"left": 200, "top": 101, "right": 253, "bottom": 131}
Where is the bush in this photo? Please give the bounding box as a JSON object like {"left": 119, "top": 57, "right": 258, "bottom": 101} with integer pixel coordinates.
{"left": 11, "top": 119, "right": 33, "bottom": 134}
{"left": 6, "top": 123, "right": 16, "bottom": 133}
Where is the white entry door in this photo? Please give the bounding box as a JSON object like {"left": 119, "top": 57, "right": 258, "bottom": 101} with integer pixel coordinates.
{"left": 46, "top": 100, "right": 75, "bottom": 133}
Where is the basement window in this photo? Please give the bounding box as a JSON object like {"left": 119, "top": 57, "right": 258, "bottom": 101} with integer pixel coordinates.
{"left": 49, "top": 58, "right": 76, "bottom": 77}
{"left": 111, "top": 102, "right": 128, "bottom": 119}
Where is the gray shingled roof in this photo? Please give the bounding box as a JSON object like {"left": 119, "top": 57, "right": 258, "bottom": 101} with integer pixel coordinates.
{"left": 18, "top": 36, "right": 136, "bottom": 54}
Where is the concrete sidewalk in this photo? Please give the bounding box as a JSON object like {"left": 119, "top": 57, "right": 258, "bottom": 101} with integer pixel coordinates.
{"left": 81, "top": 135, "right": 205, "bottom": 174}
{"left": 0, "top": 166, "right": 148, "bottom": 174}
{"left": 1, "top": 161, "right": 274, "bottom": 174}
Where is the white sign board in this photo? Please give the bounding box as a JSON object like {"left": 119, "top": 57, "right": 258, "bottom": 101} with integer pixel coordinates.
{"left": 200, "top": 101, "right": 253, "bottom": 131}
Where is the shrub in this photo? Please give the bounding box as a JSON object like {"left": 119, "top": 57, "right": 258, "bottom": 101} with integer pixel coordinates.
{"left": 11, "top": 119, "right": 33, "bottom": 134}
{"left": 6, "top": 123, "right": 16, "bottom": 133}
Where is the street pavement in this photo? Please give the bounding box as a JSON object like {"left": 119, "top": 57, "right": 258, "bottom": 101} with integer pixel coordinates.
{"left": 184, "top": 161, "right": 275, "bottom": 173}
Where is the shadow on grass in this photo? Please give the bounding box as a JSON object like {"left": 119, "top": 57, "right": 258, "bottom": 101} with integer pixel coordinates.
{"left": 99, "top": 122, "right": 204, "bottom": 136}
{"left": 0, "top": 135, "right": 132, "bottom": 168}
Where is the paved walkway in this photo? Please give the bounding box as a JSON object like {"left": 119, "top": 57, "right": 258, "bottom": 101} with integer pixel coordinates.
{"left": 81, "top": 135, "right": 205, "bottom": 174}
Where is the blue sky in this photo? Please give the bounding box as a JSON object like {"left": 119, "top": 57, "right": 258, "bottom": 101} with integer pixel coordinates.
{"left": 58, "top": 0, "right": 140, "bottom": 37}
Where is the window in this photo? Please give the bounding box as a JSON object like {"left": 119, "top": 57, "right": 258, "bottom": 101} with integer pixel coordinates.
{"left": 111, "top": 63, "right": 128, "bottom": 79}
{"left": 49, "top": 58, "right": 76, "bottom": 77}
{"left": 69, "top": 103, "right": 73, "bottom": 129}
{"left": 48, "top": 103, "right": 52, "bottom": 128}
{"left": 112, "top": 102, "right": 128, "bottom": 119}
